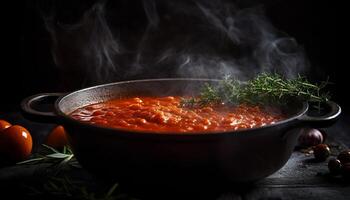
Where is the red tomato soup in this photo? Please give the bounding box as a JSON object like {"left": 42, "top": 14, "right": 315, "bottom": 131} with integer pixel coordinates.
{"left": 69, "top": 96, "right": 285, "bottom": 133}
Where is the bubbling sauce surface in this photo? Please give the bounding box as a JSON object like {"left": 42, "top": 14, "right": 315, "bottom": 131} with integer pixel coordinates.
{"left": 69, "top": 96, "right": 285, "bottom": 133}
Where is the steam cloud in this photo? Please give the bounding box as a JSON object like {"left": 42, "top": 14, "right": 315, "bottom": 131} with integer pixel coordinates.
{"left": 43, "top": 0, "right": 309, "bottom": 86}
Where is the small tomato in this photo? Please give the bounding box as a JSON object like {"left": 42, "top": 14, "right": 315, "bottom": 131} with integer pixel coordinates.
{"left": 0, "top": 125, "right": 33, "bottom": 162}
{"left": 45, "top": 125, "right": 68, "bottom": 149}
{"left": 0, "top": 120, "right": 11, "bottom": 132}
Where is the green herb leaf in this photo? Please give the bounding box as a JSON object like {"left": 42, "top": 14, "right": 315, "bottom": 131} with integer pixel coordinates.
{"left": 46, "top": 153, "right": 73, "bottom": 159}
{"left": 17, "top": 144, "right": 75, "bottom": 170}
{"left": 105, "top": 183, "right": 119, "bottom": 198}
{"left": 181, "top": 73, "right": 330, "bottom": 108}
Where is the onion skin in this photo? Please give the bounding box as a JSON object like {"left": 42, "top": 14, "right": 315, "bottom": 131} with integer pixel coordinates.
{"left": 298, "top": 128, "right": 324, "bottom": 148}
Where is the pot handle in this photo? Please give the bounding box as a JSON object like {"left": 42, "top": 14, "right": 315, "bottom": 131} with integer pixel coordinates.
{"left": 297, "top": 101, "right": 341, "bottom": 127}
{"left": 21, "top": 93, "right": 65, "bottom": 123}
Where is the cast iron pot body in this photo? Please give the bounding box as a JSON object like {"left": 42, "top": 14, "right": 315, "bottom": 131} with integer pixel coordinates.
{"left": 21, "top": 79, "right": 341, "bottom": 186}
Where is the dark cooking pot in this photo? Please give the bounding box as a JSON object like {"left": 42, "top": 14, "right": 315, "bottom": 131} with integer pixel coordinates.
{"left": 21, "top": 79, "right": 341, "bottom": 187}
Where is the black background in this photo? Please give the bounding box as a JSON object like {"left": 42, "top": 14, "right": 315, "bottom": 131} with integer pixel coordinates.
{"left": 1, "top": 0, "right": 342, "bottom": 112}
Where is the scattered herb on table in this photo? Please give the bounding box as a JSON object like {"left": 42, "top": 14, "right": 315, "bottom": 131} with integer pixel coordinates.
{"left": 17, "top": 144, "right": 78, "bottom": 174}
{"left": 17, "top": 144, "right": 136, "bottom": 200}
{"left": 22, "top": 176, "right": 131, "bottom": 200}
{"left": 181, "top": 73, "right": 330, "bottom": 108}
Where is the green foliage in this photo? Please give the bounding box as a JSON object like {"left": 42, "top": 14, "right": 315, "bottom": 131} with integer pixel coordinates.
{"left": 181, "top": 73, "right": 330, "bottom": 108}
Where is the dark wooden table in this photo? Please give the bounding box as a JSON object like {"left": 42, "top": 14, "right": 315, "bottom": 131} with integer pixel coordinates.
{"left": 0, "top": 111, "right": 349, "bottom": 200}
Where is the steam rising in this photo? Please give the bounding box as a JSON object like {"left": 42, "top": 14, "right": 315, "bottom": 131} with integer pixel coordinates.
{"left": 44, "top": 0, "right": 121, "bottom": 84}
{"left": 43, "top": 0, "right": 309, "bottom": 86}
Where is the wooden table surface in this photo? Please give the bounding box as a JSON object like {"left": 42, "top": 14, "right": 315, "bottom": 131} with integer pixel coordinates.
{"left": 0, "top": 111, "right": 349, "bottom": 200}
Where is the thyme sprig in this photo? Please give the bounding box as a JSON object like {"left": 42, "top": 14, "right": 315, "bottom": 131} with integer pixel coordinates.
{"left": 181, "top": 73, "right": 330, "bottom": 108}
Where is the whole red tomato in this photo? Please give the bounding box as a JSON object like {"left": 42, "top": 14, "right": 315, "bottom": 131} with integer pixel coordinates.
{"left": 0, "top": 120, "right": 11, "bottom": 131}
{"left": 45, "top": 125, "right": 68, "bottom": 149}
{"left": 0, "top": 125, "right": 33, "bottom": 162}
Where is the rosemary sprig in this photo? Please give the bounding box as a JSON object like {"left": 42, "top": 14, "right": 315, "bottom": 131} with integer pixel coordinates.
{"left": 22, "top": 176, "right": 130, "bottom": 200}
{"left": 17, "top": 144, "right": 136, "bottom": 200}
{"left": 17, "top": 144, "right": 79, "bottom": 174}
{"left": 181, "top": 73, "right": 330, "bottom": 108}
